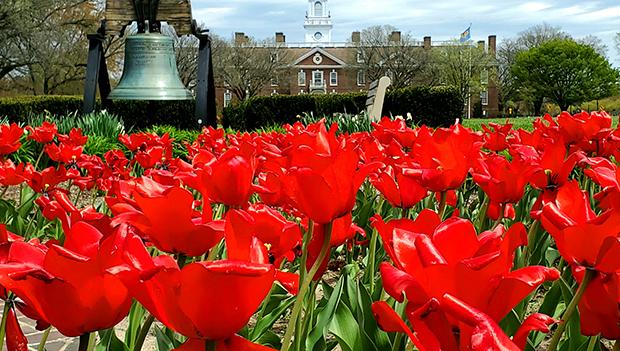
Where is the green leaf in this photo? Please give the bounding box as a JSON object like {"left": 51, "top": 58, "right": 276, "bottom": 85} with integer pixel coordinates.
{"left": 328, "top": 302, "right": 363, "bottom": 351}
{"left": 306, "top": 274, "right": 345, "bottom": 350}
{"left": 96, "top": 328, "right": 129, "bottom": 351}
{"left": 250, "top": 295, "right": 295, "bottom": 341}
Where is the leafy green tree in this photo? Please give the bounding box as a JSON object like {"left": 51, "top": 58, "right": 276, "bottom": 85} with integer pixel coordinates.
{"left": 512, "top": 39, "right": 619, "bottom": 112}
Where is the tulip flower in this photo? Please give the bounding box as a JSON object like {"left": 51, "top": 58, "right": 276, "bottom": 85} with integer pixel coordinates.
{"left": 372, "top": 294, "right": 557, "bottom": 351}
{"left": 110, "top": 231, "right": 276, "bottom": 349}
{"left": 373, "top": 210, "right": 559, "bottom": 349}
{"left": 370, "top": 165, "right": 427, "bottom": 209}
{"left": 0, "top": 123, "right": 23, "bottom": 157}
{"left": 281, "top": 122, "right": 379, "bottom": 224}
{"left": 0, "top": 222, "right": 131, "bottom": 337}
{"left": 540, "top": 181, "right": 620, "bottom": 338}
{"left": 110, "top": 184, "right": 224, "bottom": 257}
{"left": 404, "top": 124, "right": 482, "bottom": 192}
{"left": 481, "top": 122, "right": 512, "bottom": 152}
{"left": 197, "top": 144, "right": 257, "bottom": 208}
{"left": 25, "top": 122, "right": 57, "bottom": 144}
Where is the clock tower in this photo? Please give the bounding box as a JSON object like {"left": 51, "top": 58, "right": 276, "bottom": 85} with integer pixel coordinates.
{"left": 304, "top": 0, "right": 333, "bottom": 45}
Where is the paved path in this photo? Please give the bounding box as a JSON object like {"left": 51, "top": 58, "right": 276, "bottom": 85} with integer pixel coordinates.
{"left": 8, "top": 309, "right": 78, "bottom": 351}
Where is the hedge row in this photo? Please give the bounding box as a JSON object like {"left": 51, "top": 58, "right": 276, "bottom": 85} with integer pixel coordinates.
{"left": 222, "top": 86, "right": 464, "bottom": 130}
{"left": 0, "top": 96, "right": 196, "bottom": 130}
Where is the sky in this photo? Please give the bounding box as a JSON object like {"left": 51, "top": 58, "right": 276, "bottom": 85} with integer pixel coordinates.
{"left": 191, "top": 0, "right": 620, "bottom": 66}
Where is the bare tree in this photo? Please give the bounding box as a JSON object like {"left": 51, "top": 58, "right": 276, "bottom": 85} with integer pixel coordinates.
{"left": 213, "top": 35, "right": 288, "bottom": 101}
{"left": 355, "top": 25, "right": 433, "bottom": 89}
{"left": 434, "top": 40, "right": 492, "bottom": 111}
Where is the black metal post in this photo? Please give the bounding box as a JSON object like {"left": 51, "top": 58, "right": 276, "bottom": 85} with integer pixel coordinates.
{"left": 195, "top": 29, "right": 217, "bottom": 128}
{"left": 83, "top": 33, "right": 105, "bottom": 114}
{"left": 83, "top": 22, "right": 112, "bottom": 115}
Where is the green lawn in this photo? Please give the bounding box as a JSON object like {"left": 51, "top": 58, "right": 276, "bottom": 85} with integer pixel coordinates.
{"left": 463, "top": 116, "right": 619, "bottom": 132}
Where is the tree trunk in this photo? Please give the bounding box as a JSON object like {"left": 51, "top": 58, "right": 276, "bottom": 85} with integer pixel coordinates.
{"left": 533, "top": 97, "right": 544, "bottom": 116}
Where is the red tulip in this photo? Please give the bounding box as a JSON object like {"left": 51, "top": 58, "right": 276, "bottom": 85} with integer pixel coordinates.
{"left": 281, "top": 122, "right": 379, "bottom": 223}
{"left": 197, "top": 144, "right": 257, "bottom": 207}
{"left": 540, "top": 181, "right": 620, "bottom": 272}
{"left": 26, "top": 122, "right": 57, "bottom": 144}
{"left": 0, "top": 123, "right": 23, "bottom": 157}
{"left": 111, "top": 184, "right": 223, "bottom": 257}
{"left": 472, "top": 152, "right": 535, "bottom": 207}
{"left": 481, "top": 122, "right": 512, "bottom": 152}
{"left": 572, "top": 266, "right": 620, "bottom": 339}
{"left": 6, "top": 307, "right": 28, "bottom": 351}
{"left": 57, "top": 128, "right": 88, "bottom": 147}
{"left": 372, "top": 211, "right": 559, "bottom": 349}
{"left": 0, "top": 222, "right": 131, "bottom": 336}
{"left": 0, "top": 161, "right": 34, "bottom": 187}
{"left": 370, "top": 165, "right": 427, "bottom": 209}
{"left": 404, "top": 124, "right": 482, "bottom": 192}
{"left": 111, "top": 232, "right": 275, "bottom": 345}
{"left": 174, "top": 335, "right": 277, "bottom": 351}
{"left": 224, "top": 206, "right": 301, "bottom": 266}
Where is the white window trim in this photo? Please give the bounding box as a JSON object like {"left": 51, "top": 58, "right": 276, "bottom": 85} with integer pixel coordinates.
{"left": 271, "top": 77, "right": 279, "bottom": 86}
{"left": 298, "top": 70, "right": 306, "bottom": 86}
{"left": 356, "top": 51, "right": 364, "bottom": 63}
{"left": 480, "top": 90, "right": 489, "bottom": 106}
{"left": 330, "top": 70, "right": 338, "bottom": 86}
{"left": 481, "top": 69, "right": 489, "bottom": 85}
{"left": 357, "top": 70, "right": 366, "bottom": 86}
{"left": 223, "top": 90, "right": 232, "bottom": 108}
{"left": 312, "top": 70, "right": 324, "bottom": 86}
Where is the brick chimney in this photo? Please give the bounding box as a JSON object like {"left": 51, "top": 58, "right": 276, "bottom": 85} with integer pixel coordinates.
{"left": 389, "top": 31, "right": 401, "bottom": 42}
{"left": 488, "top": 35, "right": 497, "bottom": 57}
{"left": 351, "top": 31, "right": 361, "bottom": 43}
{"left": 275, "top": 32, "right": 286, "bottom": 43}
{"left": 234, "top": 32, "right": 248, "bottom": 44}
{"left": 423, "top": 36, "right": 431, "bottom": 49}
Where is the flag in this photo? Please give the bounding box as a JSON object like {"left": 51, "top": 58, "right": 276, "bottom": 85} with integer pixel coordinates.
{"left": 460, "top": 26, "right": 471, "bottom": 43}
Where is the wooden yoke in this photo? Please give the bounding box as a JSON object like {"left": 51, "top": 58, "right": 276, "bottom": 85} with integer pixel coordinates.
{"left": 105, "top": 0, "right": 193, "bottom": 36}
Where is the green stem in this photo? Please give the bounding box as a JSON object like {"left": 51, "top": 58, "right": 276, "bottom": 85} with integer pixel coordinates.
{"left": 37, "top": 326, "right": 52, "bottom": 351}
{"left": 474, "top": 195, "right": 489, "bottom": 232}
{"left": 281, "top": 221, "right": 333, "bottom": 351}
{"left": 547, "top": 269, "right": 596, "bottom": 351}
{"left": 437, "top": 191, "right": 448, "bottom": 219}
{"left": 205, "top": 340, "right": 217, "bottom": 351}
{"left": 523, "top": 220, "right": 540, "bottom": 264}
{"left": 391, "top": 300, "right": 407, "bottom": 351}
{"left": 0, "top": 301, "right": 10, "bottom": 351}
{"left": 78, "top": 333, "right": 95, "bottom": 351}
{"left": 133, "top": 314, "right": 156, "bottom": 351}
{"left": 34, "top": 149, "right": 44, "bottom": 170}
{"left": 367, "top": 228, "right": 379, "bottom": 296}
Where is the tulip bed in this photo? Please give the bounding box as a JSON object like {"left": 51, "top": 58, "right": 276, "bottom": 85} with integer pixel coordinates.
{"left": 0, "top": 111, "right": 618, "bottom": 351}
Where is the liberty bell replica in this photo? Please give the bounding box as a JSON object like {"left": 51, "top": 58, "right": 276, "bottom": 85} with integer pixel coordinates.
{"left": 107, "top": 0, "right": 193, "bottom": 100}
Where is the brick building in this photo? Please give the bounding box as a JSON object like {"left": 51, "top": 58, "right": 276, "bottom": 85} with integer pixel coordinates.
{"left": 216, "top": 0, "right": 499, "bottom": 118}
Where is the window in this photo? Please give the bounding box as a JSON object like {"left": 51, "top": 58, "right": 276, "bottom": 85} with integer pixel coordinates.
{"left": 330, "top": 70, "right": 338, "bottom": 86}
{"left": 480, "top": 70, "right": 489, "bottom": 85}
{"left": 356, "top": 51, "right": 364, "bottom": 63}
{"left": 313, "top": 70, "right": 324, "bottom": 86}
{"left": 270, "top": 53, "right": 279, "bottom": 63}
{"left": 299, "top": 89, "right": 305, "bottom": 94}
{"left": 480, "top": 90, "right": 488, "bottom": 106}
{"left": 271, "top": 76, "right": 278, "bottom": 86}
{"left": 314, "top": 1, "right": 323, "bottom": 16}
{"left": 357, "top": 70, "right": 366, "bottom": 86}
{"left": 298, "top": 70, "right": 306, "bottom": 86}
{"left": 223, "top": 90, "right": 232, "bottom": 107}
{"left": 271, "top": 89, "right": 278, "bottom": 96}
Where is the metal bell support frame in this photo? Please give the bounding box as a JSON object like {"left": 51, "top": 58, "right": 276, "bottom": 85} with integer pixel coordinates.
{"left": 82, "top": 0, "right": 216, "bottom": 127}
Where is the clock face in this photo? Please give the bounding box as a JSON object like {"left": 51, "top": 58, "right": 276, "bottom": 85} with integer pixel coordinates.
{"left": 314, "top": 32, "right": 323, "bottom": 40}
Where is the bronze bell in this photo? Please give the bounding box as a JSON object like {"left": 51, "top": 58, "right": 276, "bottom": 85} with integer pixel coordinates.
{"left": 109, "top": 32, "right": 193, "bottom": 100}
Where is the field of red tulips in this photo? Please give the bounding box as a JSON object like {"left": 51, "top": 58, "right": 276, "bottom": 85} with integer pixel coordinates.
{"left": 0, "top": 111, "right": 618, "bottom": 351}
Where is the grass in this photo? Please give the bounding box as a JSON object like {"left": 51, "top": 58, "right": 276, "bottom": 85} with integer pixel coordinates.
{"left": 463, "top": 115, "right": 620, "bottom": 132}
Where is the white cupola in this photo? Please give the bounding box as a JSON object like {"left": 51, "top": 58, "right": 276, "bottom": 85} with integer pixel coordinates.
{"left": 304, "top": 0, "right": 333, "bottom": 45}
